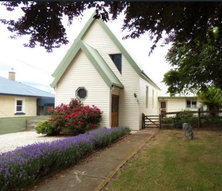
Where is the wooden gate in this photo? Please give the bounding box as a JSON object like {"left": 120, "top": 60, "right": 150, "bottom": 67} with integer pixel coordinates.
{"left": 142, "top": 113, "right": 159, "bottom": 128}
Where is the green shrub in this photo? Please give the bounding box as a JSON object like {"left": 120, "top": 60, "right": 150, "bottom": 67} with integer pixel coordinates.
{"left": 178, "top": 109, "right": 194, "bottom": 118}
{"left": 36, "top": 121, "right": 59, "bottom": 135}
{"left": 37, "top": 99, "right": 102, "bottom": 136}
{"left": 163, "top": 117, "right": 174, "bottom": 124}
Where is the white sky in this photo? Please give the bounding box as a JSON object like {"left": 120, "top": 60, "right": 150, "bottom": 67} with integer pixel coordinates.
{"left": 0, "top": 6, "right": 172, "bottom": 95}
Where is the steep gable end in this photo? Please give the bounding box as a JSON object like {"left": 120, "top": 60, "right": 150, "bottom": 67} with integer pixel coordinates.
{"left": 51, "top": 41, "right": 123, "bottom": 89}
{"left": 51, "top": 12, "right": 160, "bottom": 90}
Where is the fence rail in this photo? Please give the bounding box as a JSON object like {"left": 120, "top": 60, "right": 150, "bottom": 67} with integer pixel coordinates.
{"left": 142, "top": 109, "right": 222, "bottom": 129}
{"left": 142, "top": 114, "right": 159, "bottom": 128}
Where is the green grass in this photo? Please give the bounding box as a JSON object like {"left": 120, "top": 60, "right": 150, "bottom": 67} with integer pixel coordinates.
{"left": 107, "top": 130, "right": 222, "bottom": 191}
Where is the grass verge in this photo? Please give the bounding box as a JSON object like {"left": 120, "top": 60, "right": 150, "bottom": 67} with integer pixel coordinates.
{"left": 106, "top": 130, "right": 222, "bottom": 191}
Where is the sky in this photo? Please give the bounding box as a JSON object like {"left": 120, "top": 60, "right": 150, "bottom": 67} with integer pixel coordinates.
{"left": 0, "top": 5, "right": 172, "bottom": 95}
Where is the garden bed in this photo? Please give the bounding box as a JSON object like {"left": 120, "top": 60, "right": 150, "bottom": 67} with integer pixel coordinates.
{"left": 0, "top": 127, "right": 130, "bottom": 191}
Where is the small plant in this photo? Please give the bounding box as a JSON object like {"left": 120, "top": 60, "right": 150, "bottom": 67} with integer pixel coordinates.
{"left": 36, "top": 121, "right": 59, "bottom": 135}
{"left": 178, "top": 109, "right": 194, "bottom": 118}
{"left": 163, "top": 117, "right": 174, "bottom": 124}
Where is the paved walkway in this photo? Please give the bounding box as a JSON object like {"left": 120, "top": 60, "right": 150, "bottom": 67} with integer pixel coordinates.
{"left": 30, "top": 128, "right": 159, "bottom": 191}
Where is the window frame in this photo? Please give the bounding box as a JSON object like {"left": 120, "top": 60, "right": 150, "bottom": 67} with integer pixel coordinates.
{"left": 109, "top": 53, "right": 122, "bottom": 74}
{"left": 146, "top": 86, "right": 149, "bottom": 108}
{"left": 186, "top": 99, "right": 197, "bottom": 109}
{"left": 76, "top": 87, "right": 88, "bottom": 100}
{"left": 15, "top": 98, "right": 25, "bottom": 115}
{"left": 152, "top": 89, "right": 155, "bottom": 108}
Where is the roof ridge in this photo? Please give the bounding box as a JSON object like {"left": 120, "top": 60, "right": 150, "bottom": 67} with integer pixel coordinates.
{"left": 0, "top": 76, "right": 54, "bottom": 97}
{"left": 51, "top": 12, "right": 160, "bottom": 89}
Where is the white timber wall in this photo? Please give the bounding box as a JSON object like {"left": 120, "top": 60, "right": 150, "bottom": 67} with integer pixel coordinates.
{"left": 139, "top": 78, "right": 160, "bottom": 128}
{"left": 55, "top": 50, "right": 110, "bottom": 128}
{"left": 82, "top": 20, "right": 140, "bottom": 130}
{"left": 158, "top": 98, "right": 201, "bottom": 113}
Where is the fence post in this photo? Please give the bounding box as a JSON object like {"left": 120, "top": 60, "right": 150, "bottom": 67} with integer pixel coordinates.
{"left": 142, "top": 113, "right": 145, "bottom": 129}
{"left": 159, "top": 114, "right": 162, "bottom": 129}
{"left": 198, "top": 108, "right": 201, "bottom": 128}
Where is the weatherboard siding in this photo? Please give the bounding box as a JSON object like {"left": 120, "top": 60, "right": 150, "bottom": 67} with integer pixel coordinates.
{"left": 158, "top": 98, "right": 201, "bottom": 113}
{"left": 0, "top": 95, "right": 37, "bottom": 118}
{"left": 55, "top": 50, "right": 110, "bottom": 128}
{"left": 82, "top": 20, "right": 141, "bottom": 130}
{"left": 139, "top": 78, "right": 160, "bottom": 128}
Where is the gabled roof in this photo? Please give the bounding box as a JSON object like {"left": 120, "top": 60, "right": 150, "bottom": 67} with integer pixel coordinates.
{"left": 51, "top": 12, "right": 160, "bottom": 90}
{"left": 51, "top": 40, "right": 123, "bottom": 88}
{"left": 0, "top": 76, "right": 54, "bottom": 98}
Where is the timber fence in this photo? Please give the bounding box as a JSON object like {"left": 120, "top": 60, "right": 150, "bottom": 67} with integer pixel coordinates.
{"left": 142, "top": 109, "right": 222, "bottom": 129}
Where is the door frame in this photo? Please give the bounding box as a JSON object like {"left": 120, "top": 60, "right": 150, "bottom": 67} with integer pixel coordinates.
{"left": 160, "top": 101, "right": 167, "bottom": 116}
{"left": 111, "top": 94, "right": 119, "bottom": 127}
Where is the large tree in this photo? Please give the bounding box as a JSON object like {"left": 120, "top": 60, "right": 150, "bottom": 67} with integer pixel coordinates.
{"left": 1, "top": 2, "right": 222, "bottom": 95}
{"left": 163, "top": 27, "right": 222, "bottom": 96}
{"left": 1, "top": 2, "right": 222, "bottom": 53}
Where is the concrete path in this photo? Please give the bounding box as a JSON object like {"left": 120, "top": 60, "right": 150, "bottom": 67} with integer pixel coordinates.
{"left": 30, "top": 128, "right": 159, "bottom": 191}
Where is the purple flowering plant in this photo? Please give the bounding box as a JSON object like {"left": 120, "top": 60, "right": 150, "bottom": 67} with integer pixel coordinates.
{"left": 0, "top": 127, "right": 130, "bottom": 191}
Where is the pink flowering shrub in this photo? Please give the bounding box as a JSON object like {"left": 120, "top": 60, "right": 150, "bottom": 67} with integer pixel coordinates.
{"left": 36, "top": 99, "right": 102, "bottom": 135}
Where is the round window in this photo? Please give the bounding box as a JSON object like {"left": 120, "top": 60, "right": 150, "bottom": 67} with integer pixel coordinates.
{"left": 76, "top": 87, "right": 87, "bottom": 99}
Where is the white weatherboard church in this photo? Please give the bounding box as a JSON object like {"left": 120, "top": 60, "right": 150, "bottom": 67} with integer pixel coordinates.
{"left": 51, "top": 13, "right": 161, "bottom": 130}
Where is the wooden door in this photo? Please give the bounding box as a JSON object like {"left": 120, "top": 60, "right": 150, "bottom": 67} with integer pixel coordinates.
{"left": 111, "top": 95, "right": 119, "bottom": 127}
{"left": 160, "top": 101, "right": 167, "bottom": 116}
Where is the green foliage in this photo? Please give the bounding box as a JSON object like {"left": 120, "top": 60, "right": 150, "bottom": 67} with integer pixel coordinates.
{"left": 0, "top": 127, "right": 130, "bottom": 191}
{"left": 1, "top": 2, "right": 221, "bottom": 54}
{"left": 38, "top": 99, "right": 102, "bottom": 136}
{"left": 198, "top": 86, "right": 222, "bottom": 114}
{"left": 163, "top": 117, "right": 174, "bottom": 124}
{"left": 36, "top": 120, "right": 58, "bottom": 135}
{"left": 163, "top": 28, "right": 222, "bottom": 96}
{"left": 178, "top": 110, "right": 194, "bottom": 118}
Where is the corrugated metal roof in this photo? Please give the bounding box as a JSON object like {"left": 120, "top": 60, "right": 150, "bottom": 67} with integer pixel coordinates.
{"left": 0, "top": 76, "right": 54, "bottom": 98}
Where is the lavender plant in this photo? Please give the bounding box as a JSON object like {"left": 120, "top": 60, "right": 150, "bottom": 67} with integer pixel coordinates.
{"left": 0, "top": 127, "right": 130, "bottom": 191}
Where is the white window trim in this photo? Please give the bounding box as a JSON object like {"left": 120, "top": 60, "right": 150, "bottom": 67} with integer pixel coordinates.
{"left": 75, "top": 87, "right": 88, "bottom": 100}
{"left": 146, "top": 86, "right": 149, "bottom": 108}
{"left": 15, "top": 98, "right": 25, "bottom": 114}
{"left": 186, "top": 99, "right": 197, "bottom": 109}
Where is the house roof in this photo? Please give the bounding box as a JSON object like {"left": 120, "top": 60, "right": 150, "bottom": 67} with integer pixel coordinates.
{"left": 158, "top": 96, "right": 197, "bottom": 99}
{"left": 51, "top": 12, "right": 160, "bottom": 90}
{"left": 51, "top": 40, "right": 123, "bottom": 88}
{"left": 0, "top": 76, "right": 54, "bottom": 98}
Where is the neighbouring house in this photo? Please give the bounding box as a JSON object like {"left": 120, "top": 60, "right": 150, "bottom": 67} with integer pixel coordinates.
{"left": 51, "top": 13, "right": 161, "bottom": 130}
{"left": 0, "top": 72, "right": 55, "bottom": 118}
{"left": 158, "top": 96, "right": 203, "bottom": 113}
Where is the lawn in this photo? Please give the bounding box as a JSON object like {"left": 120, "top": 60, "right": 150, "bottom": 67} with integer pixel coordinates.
{"left": 106, "top": 130, "right": 222, "bottom": 191}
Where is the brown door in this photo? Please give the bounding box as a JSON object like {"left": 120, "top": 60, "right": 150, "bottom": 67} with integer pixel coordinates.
{"left": 160, "top": 101, "right": 167, "bottom": 116}
{"left": 111, "top": 95, "right": 119, "bottom": 127}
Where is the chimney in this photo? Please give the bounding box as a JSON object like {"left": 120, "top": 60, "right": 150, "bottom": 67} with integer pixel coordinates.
{"left": 9, "top": 68, "right": 15, "bottom": 81}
